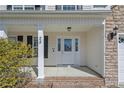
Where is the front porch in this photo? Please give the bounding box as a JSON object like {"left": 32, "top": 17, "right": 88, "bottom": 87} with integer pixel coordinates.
{"left": 0, "top": 11, "right": 107, "bottom": 83}
{"left": 5, "top": 23, "right": 105, "bottom": 79}
{"left": 24, "top": 66, "right": 104, "bottom": 88}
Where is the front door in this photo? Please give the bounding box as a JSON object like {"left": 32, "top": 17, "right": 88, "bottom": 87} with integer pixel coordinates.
{"left": 56, "top": 36, "right": 80, "bottom": 66}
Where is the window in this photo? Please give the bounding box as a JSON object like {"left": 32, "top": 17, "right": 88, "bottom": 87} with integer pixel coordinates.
{"left": 63, "top": 5, "right": 75, "bottom": 11}
{"left": 58, "top": 38, "right": 61, "bottom": 51}
{"left": 17, "top": 36, "right": 23, "bottom": 42}
{"left": 77, "top": 5, "right": 83, "bottom": 10}
{"left": 33, "top": 36, "right": 48, "bottom": 58}
{"left": 35, "top": 5, "right": 40, "bottom": 10}
{"left": 7, "top": 5, "right": 12, "bottom": 10}
{"left": 93, "top": 5, "right": 107, "bottom": 8}
{"left": 13, "top": 5, "right": 23, "bottom": 11}
{"left": 40, "top": 5, "right": 45, "bottom": 10}
{"left": 34, "top": 37, "right": 38, "bottom": 47}
{"left": 24, "top": 5, "right": 34, "bottom": 10}
{"left": 56, "top": 5, "right": 62, "bottom": 10}
{"left": 75, "top": 38, "right": 79, "bottom": 51}
{"left": 35, "top": 5, "right": 45, "bottom": 10}
{"left": 27, "top": 36, "right": 33, "bottom": 47}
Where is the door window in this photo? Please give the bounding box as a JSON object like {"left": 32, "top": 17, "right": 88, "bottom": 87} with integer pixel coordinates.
{"left": 64, "top": 39, "right": 72, "bottom": 52}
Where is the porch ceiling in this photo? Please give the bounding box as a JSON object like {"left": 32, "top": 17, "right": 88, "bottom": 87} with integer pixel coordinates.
{"left": 6, "top": 24, "right": 103, "bottom": 33}
{"left": 45, "top": 24, "right": 103, "bottom": 32}
{"left": 6, "top": 25, "right": 36, "bottom": 33}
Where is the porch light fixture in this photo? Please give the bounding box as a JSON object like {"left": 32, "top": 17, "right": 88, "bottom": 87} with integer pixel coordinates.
{"left": 67, "top": 27, "right": 71, "bottom": 31}
{"left": 107, "top": 25, "right": 118, "bottom": 41}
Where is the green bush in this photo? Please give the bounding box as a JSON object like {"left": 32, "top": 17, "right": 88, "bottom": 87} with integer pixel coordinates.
{"left": 0, "top": 39, "right": 33, "bottom": 88}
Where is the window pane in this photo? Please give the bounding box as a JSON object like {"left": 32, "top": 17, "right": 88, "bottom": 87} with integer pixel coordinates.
{"left": 33, "top": 36, "right": 48, "bottom": 58}
{"left": 41, "top": 5, "right": 45, "bottom": 10}
{"left": 17, "top": 36, "right": 23, "bottom": 42}
{"left": 34, "top": 48, "right": 38, "bottom": 57}
{"left": 75, "top": 38, "right": 79, "bottom": 51}
{"left": 93, "top": 5, "right": 107, "bottom": 8}
{"left": 63, "top": 5, "right": 75, "bottom": 11}
{"left": 77, "top": 5, "right": 82, "bottom": 10}
{"left": 34, "top": 37, "right": 38, "bottom": 47}
{"left": 35, "top": 5, "right": 40, "bottom": 10}
{"left": 27, "top": 36, "right": 32, "bottom": 47}
{"left": 58, "top": 38, "right": 61, "bottom": 51}
{"left": 25, "top": 7, "right": 34, "bottom": 10}
{"left": 7, "top": 5, "right": 12, "bottom": 10}
{"left": 24, "top": 5, "right": 34, "bottom": 10}
{"left": 64, "top": 39, "right": 72, "bottom": 51}
{"left": 13, "top": 5, "right": 23, "bottom": 10}
{"left": 56, "top": 5, "right": 61, "bottom": 10}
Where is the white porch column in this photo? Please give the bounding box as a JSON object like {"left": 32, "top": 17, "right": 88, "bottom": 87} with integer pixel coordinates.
{"left": 0, "top": 25, "right": 7, "bottom": 38}
{"left": 37, "top": 25, "right": 44, "bottom": 79}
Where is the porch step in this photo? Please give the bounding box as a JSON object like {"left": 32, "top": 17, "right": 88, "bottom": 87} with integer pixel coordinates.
{"left": 25, "top": 77, "right": 105, "bottom": 88}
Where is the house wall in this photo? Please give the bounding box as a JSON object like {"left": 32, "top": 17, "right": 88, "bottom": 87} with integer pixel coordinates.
{"left": 86, "top": 29, "right": 104, "bottom": 76}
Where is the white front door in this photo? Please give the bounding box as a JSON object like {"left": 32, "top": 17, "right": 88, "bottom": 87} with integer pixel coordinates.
{"left": 118, "top": 34, "right": 124, "bottom": 84}
{"left": 56, "top": 36, "right": 80, "bottom": 66}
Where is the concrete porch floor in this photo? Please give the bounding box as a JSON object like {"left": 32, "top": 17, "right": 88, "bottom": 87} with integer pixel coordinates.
{"left": 24, "top": 66, "right": 104, "bottom": 88}
{"left": 28, "top": 66, "right": 101, "bottom": 78}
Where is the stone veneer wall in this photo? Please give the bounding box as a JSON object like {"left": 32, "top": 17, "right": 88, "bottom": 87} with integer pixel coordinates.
{"left": 105, "top": 5, "right": 123, "bottom": 87}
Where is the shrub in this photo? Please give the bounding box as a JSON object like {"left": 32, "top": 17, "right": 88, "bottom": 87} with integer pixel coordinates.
{"left": 0, "top": 39, "right": 33, "bottom": 88}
